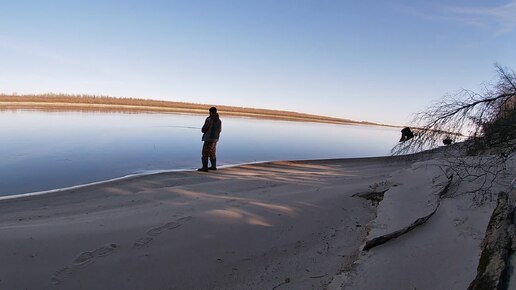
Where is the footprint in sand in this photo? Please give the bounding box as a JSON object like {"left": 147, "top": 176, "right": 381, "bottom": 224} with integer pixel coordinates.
{"left": 51, "top": 267, "right": 74, "bottom": 285}
{"left": 51, "top": 243, "right": 119, "bottom": 284}
{"left": 146, "top": 221, "right": 180, "bottom": 236}
{"left": 133, "top": 236, "right": 154, "bottom": 249}
{"left": 92, "top": 243, "right": 118, "bottom": 257}
{"left": 73, "top": 251, "right": 95, "bottom": 268}
{"left": 133, "top": 216, "right": 192, "bottom": 249}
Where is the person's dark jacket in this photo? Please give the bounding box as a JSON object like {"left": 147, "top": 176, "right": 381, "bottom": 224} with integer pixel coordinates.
{"left": 201, "top": 113, "right": 222, "bottom": 142}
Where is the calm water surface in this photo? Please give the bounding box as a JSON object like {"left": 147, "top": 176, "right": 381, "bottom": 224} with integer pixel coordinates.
{"left": 0, "top": 110, "right": 400, "bottom": 196}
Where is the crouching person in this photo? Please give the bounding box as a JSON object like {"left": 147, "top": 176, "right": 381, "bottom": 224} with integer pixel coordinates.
{"left": 399, "top": 127, "right": 414, "bottom": 142}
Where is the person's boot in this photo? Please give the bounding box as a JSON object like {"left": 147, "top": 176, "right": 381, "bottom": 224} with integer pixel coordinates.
{"left": 208, "top": 159, "right": 217, "bottom": 170}
{"left": 198, "top": 159, "right": 209, "bottom": 172}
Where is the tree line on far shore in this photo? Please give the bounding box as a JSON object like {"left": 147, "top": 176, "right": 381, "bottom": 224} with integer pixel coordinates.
{"left": 0, "top": 93, "right": 386, "bottom": 127}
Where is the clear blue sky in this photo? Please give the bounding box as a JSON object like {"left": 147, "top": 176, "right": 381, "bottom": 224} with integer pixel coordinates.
{"left": 1, "top": 0, "right": 515, "bottom": 125}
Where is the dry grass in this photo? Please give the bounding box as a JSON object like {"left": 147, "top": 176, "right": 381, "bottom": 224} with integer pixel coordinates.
{"left": 0, "top": 93, "right": 392, "bottom": 127}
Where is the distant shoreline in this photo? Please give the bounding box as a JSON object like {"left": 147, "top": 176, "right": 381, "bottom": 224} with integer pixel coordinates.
{"left": 0, "top": 93, "right": 398, "bottom": 127}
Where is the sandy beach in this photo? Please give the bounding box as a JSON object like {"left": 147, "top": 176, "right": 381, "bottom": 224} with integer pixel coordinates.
{"left": 0, "top": 155, "right": 514, "bottom": 290}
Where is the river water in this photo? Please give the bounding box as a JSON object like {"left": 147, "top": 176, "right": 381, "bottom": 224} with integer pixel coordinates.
{"left": 0, "top": 110, "right": 400, "bottom": 196}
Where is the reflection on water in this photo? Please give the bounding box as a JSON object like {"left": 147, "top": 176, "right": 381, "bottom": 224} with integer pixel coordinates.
{"left": 0, "top": 110, "right": 399, "bottom": 196}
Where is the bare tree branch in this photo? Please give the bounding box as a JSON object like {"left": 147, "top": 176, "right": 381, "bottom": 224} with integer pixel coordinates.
{"left": 392, "top": 64, "right": 516, "bottom": 203}
{"left": 392, "top": 64, "right": 516, "bottom": 156}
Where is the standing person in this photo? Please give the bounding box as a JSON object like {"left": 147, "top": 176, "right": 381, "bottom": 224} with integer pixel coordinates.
{"left": 198, "top": 107, "right": 222, "bottom": 172}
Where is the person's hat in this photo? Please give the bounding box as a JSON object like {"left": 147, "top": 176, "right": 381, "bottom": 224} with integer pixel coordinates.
{"left": 209, "top": 107, "right": 217, "bottom": 113}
